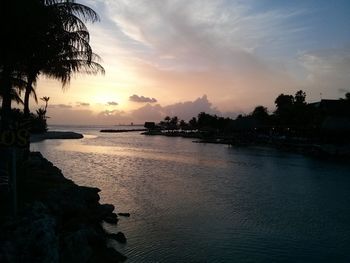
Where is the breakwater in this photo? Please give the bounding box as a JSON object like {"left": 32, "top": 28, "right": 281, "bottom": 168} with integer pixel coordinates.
{"left": 100, "top": 129, "right": 146, "bottom": 133}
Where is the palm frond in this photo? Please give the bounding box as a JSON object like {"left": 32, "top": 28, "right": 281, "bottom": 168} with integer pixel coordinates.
{"left": 50, "top": 2, "right": 100, "bottom": 23}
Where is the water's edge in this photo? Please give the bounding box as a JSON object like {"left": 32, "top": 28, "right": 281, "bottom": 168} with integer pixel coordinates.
{"left": 0, "top": 152, "right": 127, "bottom": 262}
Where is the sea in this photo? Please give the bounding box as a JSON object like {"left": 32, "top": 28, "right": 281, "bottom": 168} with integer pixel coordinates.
{"left": 31, "top": 125, "right": 350, "bottom": 262}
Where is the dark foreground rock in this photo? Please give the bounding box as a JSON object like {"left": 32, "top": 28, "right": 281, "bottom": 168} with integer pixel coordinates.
{"left": 0, "top": 152, "right": 127, "bottom": 263}
{"left": 109, "top": 232, "right": 127, "bottom": 244}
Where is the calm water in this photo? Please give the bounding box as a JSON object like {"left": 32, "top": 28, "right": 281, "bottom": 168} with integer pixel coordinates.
{"left": 31, "top": 125, "right": 350, "bottom": 262}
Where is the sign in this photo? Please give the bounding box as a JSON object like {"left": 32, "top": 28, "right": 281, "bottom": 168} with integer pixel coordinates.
{"left": 0, "top": 120, "right": 30, "bottom": 147}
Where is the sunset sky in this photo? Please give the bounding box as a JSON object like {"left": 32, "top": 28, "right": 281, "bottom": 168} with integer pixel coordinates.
{"left": 33, "top": 0, "right": 350, "bottom": 125}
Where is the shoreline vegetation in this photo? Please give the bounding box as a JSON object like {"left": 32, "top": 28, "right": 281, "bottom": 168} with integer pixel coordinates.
{"left": 0, "top": 152, "right": 127, "bottom": 262}
{"left": 142, "top": 91, "right": 350, "bottom": 160}
{"left": 142, "top": 130, "right": 350, "bottom": 159}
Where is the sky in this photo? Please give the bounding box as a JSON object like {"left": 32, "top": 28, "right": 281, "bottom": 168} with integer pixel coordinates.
{"left": 33, "top": 0, "right": 350, "bottom": 125}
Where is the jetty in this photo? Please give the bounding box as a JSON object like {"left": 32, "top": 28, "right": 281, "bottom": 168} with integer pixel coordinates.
{"left": 100, "top": 129, "right": 146, "bottom": 133}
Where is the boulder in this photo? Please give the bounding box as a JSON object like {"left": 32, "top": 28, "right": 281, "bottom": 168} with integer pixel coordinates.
{"left": 109, "top": 232, "right": 127, "bottom": 244}
{"left": 103, "top": 213, "right": 119, "bottom": 224}
{"left": 117, "top": 213, "right": 130, "bottom": 217}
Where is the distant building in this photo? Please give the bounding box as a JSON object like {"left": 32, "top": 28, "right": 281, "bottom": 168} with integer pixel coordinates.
{"left": 309, "top": 99, "right": 348, "bottom": 116}
{"left": 309, "top": 99, "right": 350, "bottom": 134}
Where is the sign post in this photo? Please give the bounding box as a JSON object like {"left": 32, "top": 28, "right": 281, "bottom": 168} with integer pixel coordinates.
{"left": 11, "top": 148, "right": 17, "bottom": 216}
{"left": 0, "top": 126, "right": 29, "bottom": 217}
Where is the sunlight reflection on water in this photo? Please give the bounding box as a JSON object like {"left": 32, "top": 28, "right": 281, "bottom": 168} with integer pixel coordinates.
{"left": 56, "top": 140, "right": 229, "bottom": 168}
{"left": 31, "top": 126, "right": 350, "bottom": 262}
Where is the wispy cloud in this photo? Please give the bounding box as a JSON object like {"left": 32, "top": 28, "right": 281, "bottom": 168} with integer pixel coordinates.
{"left": 76, "top": 102, "right": 90, "bottom": 107}
{"left": 42, "top": 0, "right": 350, "bottom": 125}
{"left": 298, "top": 46, "right": 350, "bottom": 98}
{"left": 49, "top": 104, "right": 72, "bottom": 109}
{"left": 107, "top": 101, "right": 119, "bottom": 106}
{"left": 104, "top": 0, "right": 307, "bottom": 71}
{"left": 84, "top": 0, "right": 307, "bottom": 110}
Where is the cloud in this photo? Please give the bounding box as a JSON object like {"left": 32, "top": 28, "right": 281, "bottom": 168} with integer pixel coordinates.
{"left": 94, "top": 0, "right": 305, "bottom": 111}
{"left": 107, "top": 101, "right": 119, "bottom": 106}
{"left": 131, "top": 95, "right": 225, "bottom": 121}
{"left": 131, "top": 104, "right": 164, "bottom": 122}
{"left": 76, "top": 102, "right": 90, "bottom": 107}
{"left": 163, "top": 95, "right": 220, "bottom": 119}
{"left": 129, "top": 94, "right": 157, "bottom": 103}
{"left": 47, "top": 95, "right": 236, "bottom": 125}
{"left": 47, "top": 107, "right": 129, "bottom": 125}
{"left": 49, "top": 104, "right": 72, "bottom": 109}
{"left": 106, "top": 0, "right": 307, "bottom": 70}
{"left": 39, "top": 0, "right": 349, "bottom": 120}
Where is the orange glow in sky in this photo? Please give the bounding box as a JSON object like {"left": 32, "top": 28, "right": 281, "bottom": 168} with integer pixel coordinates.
{"left": 29, "top": 0, "right": 350, "bottom": 125}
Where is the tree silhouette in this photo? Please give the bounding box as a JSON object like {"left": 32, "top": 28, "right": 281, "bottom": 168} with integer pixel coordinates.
{"left": 189, "top": 117, "right": 197, "bottom": 130}
{"left": 345, "top": 92, "right": 350, "bottom": 100}
{"left": 22, "top": 0, "right": 104, "bottom": 117}
{"left": 41, "top": 97, "right": 50, "bottom": 114}
{"left": 179, "top": 120, "right": 187, "bottom": 130}
{"left": 170, "top": 116, "right": 178, "bottom": 129}
{"left": 275, "top": 94, "right": 294, "bottom": 113}
{"left": 0, "top": 0, "right": 104, "bottom": 127}
{"left": 251, "top": 106, "right": 269, "bottom": 121}
{"left": 294, "top": 90, "right": 306, "bottom": 105}
{"left": 164, "top": 116, "right": 171, "bottom": 122}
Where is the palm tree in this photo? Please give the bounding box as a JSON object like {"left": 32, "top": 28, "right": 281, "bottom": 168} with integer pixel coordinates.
{"left": 0, "top": 0, "right": 42, "bottom": 123}
{"left": 22, "top": 0, "right": 104, "bottom": 117}
{"left": 41, "top": 97, "right": 50, "bottom": 113}
{"left": 1, "top": 0, "right": 104, "bottom": 126}
{"left": 0, "top": 70, "right": 27, "bottom": 122}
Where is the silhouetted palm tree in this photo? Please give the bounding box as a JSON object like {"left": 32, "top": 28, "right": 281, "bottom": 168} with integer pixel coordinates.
{"left": 0, "top": 0, "right": 42, "bottom": 123}
{"left": 1, "top": 0, "right": 104, "bottom": 125}
{"left": 41, "top": 97, "right": 50, "bottom": 113}
{"left": 22, "top": 0, "right": 104, "bottom": 117}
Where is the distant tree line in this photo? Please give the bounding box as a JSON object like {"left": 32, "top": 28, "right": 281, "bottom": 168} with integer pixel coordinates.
{"left": 153, "top": 91, "right": 350, "bottom": 141}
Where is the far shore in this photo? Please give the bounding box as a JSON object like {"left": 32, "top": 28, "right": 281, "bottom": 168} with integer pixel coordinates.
{"left": 30, "top": 131, "right": 84, "bottom": 143}
{"left": 100, "top": 129, "right": 146, "bottom": 133}
{"left": 142, "top": 130, "right": 350, "bottom": 159}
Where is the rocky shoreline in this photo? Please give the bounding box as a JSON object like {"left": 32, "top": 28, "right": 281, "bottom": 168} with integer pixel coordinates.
{"left": 0, "top": 152, "right": 127, "bottom": 262}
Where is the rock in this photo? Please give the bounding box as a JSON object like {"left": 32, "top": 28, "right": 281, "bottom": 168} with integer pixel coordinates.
{"left": 117, "top": 213, "right": 130, "bottom": 217}
{"left": 90, "top": 247, "right": 127, "bottom": 263}
{"left": 109, "top": 232, "right": 127, "bottom": 244}
{"left": 0, "top": 202, "right": 59, "bottom": 263}
{"left": 61, "top": 225, "right": 97, "bottom": 263}
{"left": 104, "top": 213, "right": 119, "bottom": 224}
{"left": 100, "top": 204, "right": 115, "bottom": 215}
